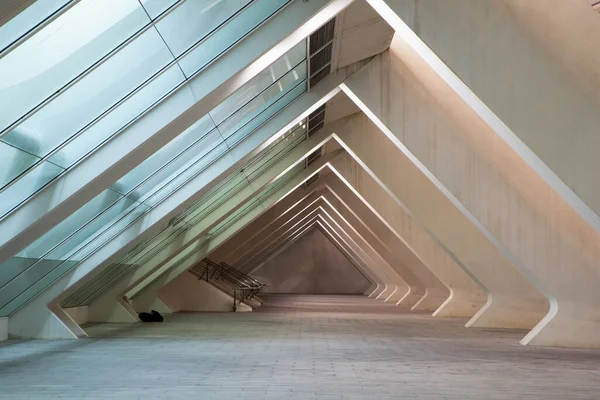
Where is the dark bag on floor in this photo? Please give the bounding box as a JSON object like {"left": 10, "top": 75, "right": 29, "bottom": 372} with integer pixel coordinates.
{"left": 138, "top": 310, "right": 163, "bottom": 322}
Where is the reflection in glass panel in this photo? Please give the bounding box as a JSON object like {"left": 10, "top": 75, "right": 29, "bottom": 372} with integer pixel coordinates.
{"left": 2, "top": 28, "right": 174, "bottom": 159}
{"left": 114, "top": 115, "right": 216, "bottom": 195}
{"left": 155, "top": 0, "right": 251, "bottom": 57}
{"left": 0, "top": 0, "right": 150, "bottom": 132}
{"left": 209, "top": 41, "right": 305, "bottom": 125}
{"left": 0, "top": 0, "right": 70, "bottom": 52}
{"left": 217, "top": 65, "right": 307, "bottom": 140}
{"left": 178, "top": 0, "right": 289, "bottom": 77}
{"left": 135, "top": 138, "right": 229, "bottom": 207}
{"left": 0, "top": 189, "right": 121, "bottom": 288}
{"left": 140, "top": 0, "right": 179, "bottom": 19}
{"left": 0, "top": 160, "right": 64, "bottom": 218}
{"left": 0, "top": 141, "right": 40, "bottom": 187}
{"left": 50, "top": 64, "right": 187, "bottom": 168}
{"left": 227, "top": 80, "right": 307, "bottom": 149}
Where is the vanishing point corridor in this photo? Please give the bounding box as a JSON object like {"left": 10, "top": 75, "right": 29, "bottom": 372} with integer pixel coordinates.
{"left": 1, "top": 295, "right": 599, "bottom": 399}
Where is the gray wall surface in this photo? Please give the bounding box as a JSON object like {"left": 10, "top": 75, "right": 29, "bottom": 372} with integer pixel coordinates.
{"left": 253, "top": 228, "right": 371, "bottom": 294}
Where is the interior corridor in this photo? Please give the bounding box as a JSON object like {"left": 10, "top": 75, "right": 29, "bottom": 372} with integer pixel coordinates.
{"left": 1, "top": 295, "right": 599, "bottom": 399}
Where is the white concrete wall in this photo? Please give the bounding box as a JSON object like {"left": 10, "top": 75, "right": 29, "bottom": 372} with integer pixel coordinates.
{"left": 159, "top": 272, "right": 251, "bottom": 312}
{"left": 342, "top": 32, "right": 600, "bottom": 347}
{"left": 254, "top": 228, "right": 371, "bottom": 294}
{"left": 64, "top": 306, "right": 89, "bottom": 326}
{"left": 375, "top": 0, "right": 600, "bottom": 222}
{"left": 322, "top": 180, "right": 486, "bottom": 317}
{"left": 329, "top": 149, "right": 548, "bottom": 330}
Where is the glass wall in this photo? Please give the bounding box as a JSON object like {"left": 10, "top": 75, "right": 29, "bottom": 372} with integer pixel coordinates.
{"left": 0, "top": 0, "right": 292, "bottom": 219}
{"left": 0, "top": 38, "right": 306, "bottom": 316}
{"left": 60, "top": 122, "right": 307, "bottom": 308}
{"left": 0, "top": 0, "right": 73, "bottom": 54}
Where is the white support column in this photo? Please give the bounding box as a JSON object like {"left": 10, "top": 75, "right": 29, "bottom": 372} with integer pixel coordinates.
{"left": 328, "top": 149, "right": 548, "bottom": 330}
{"left": 343, "top": 36, "right": 600, "bottom": 347}
{"left": 323, "top": 179, "right": 486, "bottom": 317}
{"left": 321, "top": 189, "right": 452, "bottom": 310}
{"left": 365, "top": 0, "right": 600, "bottom": 234}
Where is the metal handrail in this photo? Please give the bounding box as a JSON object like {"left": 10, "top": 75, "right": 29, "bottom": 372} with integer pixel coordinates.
{"left": 189, "top": 258, "right": 266, "bottom": 311}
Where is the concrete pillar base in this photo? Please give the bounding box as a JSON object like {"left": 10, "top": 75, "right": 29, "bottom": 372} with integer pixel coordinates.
{"left": 466, "top": 296, "right": 547, "bottom": 330}
{"left": 88, "top": 297, "right": 139, "bottom": 323}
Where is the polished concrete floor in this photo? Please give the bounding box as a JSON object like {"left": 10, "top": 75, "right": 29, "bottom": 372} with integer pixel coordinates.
{"left": 1, "top": 295, "right": 600, "bottom": 399}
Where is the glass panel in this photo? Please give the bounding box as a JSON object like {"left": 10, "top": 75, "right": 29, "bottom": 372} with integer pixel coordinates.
{"left": 0, "top": 0, "right": 150, "bottom": 132}
{"left": 0, "top": 0, "right": 294, "bottom": 221}
{"left": 224, "top": 78, "right": 307, "bottom": 148}
{"left": 134, "top": 132, "right": 226, "bottom": 205}
{"left": 154, "top": 0, "right": 251, "bottom": 57}
{"left": 243, "top": 126, "right": 306, "bottom": 180}
{"left": 209, "top": 41, "right": 305, "bottom": 124}
{"left": 114, "top": 115, "right": 216, "bottom": 195}
{"left": 0, "top": 34, "right": 307, "bottom": 316}
{"left": 217, "top": 65, "right": 307, "bottom": 140}
{"left": 0, "top": 160, "right": 64, "bottom": 218}
{"left": 140, "top": 0, "right": 179, "bottom": 19}
{"left": 0, "top": 189, "right": 121, "bottom": 288}
{"left": 49, "top": 64, "right": 186, "bottom": 168}
{"left": 0, "top": 0, "right": 70, "bottom": 52}
{"left": 142, "top": 141, "right": 230, "bottom": 207}
{"left": 0, "top": 141, "right": 40, "bottom": 187}
{"left": 2, "top": 28, "right": 174, "bottom": 159}
{"left": 178, "top": 0, "right": 289, "bottom": 77}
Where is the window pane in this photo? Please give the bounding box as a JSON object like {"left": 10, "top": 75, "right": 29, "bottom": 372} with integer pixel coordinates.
{"left": 113, "top": 115, "right": 216, "bottom": 196}
{"left": 209, "top": 40, "right": 305, "bottom": 125}
{"left": 178, "top": 0, "right": 290, "bottom": 77}
{"left": 0, "top": 141, "right": 40, "bottom": 187}
{"left": 133, "top": 130, "right": 225, "bottom": 205}
{"left": 140, "top": 0, "right": 179, "bottom": 19}
{"left": 154, "top": 0, "right": 251, "bottom": 58}
{"left": 0, "top": 0, "right": 150, "bottom": 132}
{"left": 50, "top": 64, "right": 186, "bottom": 168}
{"left": 219, "top": 66, "right": 307, "bottom": 142}
{"left": 0, "top": 160, "right": 64, "bottom": 218}
{"left": 2, "top": 28, "right": 174, "bottom": 159}
{"left": 0, "top": 0, "right": 70, "bottom": 52}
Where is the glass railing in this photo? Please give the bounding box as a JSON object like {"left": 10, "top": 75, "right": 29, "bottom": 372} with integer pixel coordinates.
{"left": 0, "top": 39, "right": 306, "bottom": 316}
{"left": 0, "top": 0, "right": 293, "bottom": 219}
{"left": 61, "top": 122, "right": 307, "bottom": 308}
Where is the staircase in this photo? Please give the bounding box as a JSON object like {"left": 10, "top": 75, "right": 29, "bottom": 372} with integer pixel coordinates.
{"left": 189, "top": 258, "right": 266, "bottom": 311}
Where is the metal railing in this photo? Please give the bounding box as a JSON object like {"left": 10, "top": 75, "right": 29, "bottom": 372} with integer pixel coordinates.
{"left": 189, "top": 258, "right": 266, "bottom": 311}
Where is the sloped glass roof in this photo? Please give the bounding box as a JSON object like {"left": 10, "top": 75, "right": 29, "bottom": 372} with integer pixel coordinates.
{"left": 0, "top": 0, "right": 306, "bottom": 315}
{"left": 61, "top": 121, "right": 308, "bottom": 308}
{"left": 0, "top": 0, "right": 291, "bottom": 218}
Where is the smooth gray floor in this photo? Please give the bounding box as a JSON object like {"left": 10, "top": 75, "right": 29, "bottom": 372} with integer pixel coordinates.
{"left": 1, "top": 294, "right": 600, "bottom": 399}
